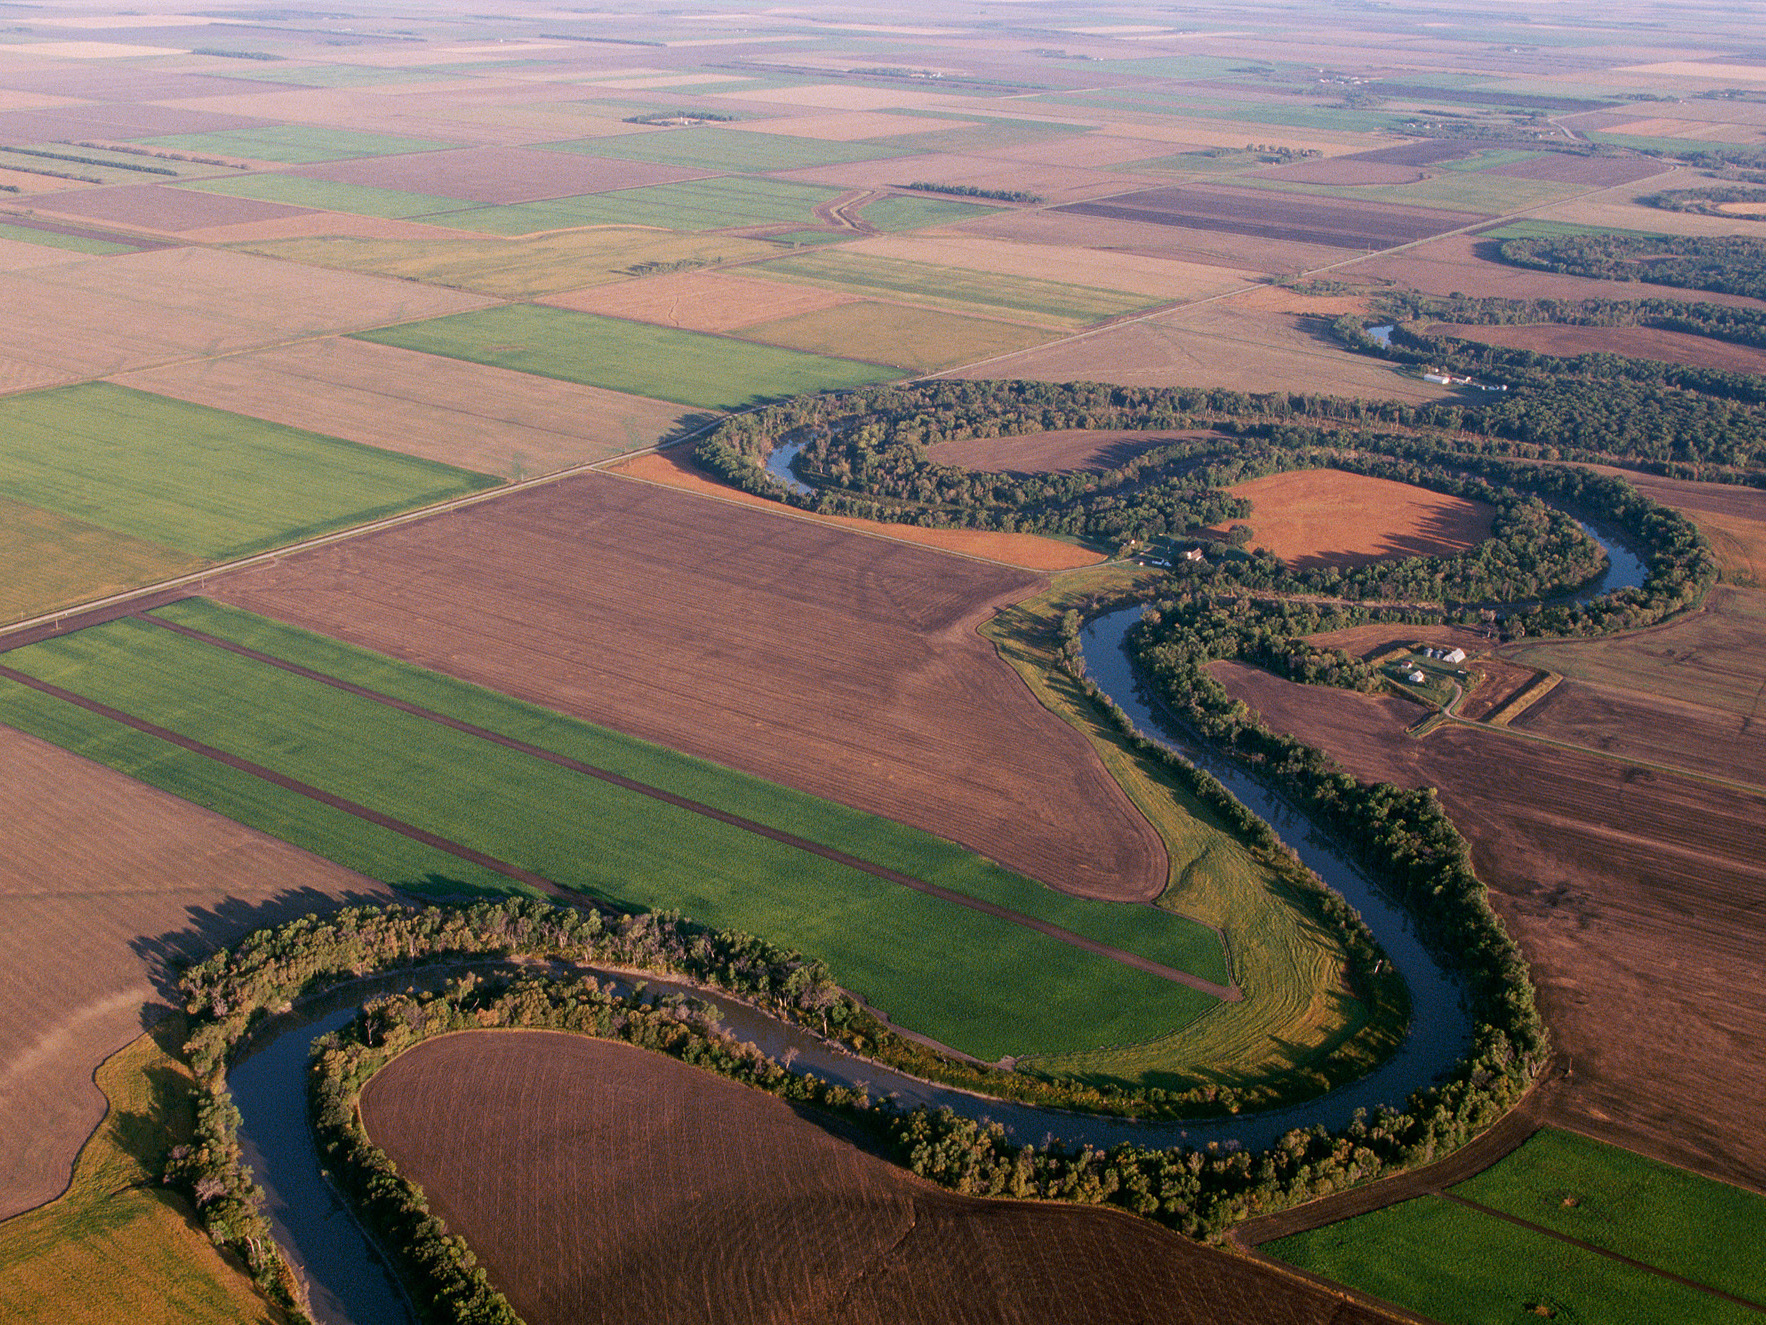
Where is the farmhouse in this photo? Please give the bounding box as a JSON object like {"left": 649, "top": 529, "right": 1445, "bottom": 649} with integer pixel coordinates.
{"left": 1406, "top": 668, "right": 1427, "bottom": 684}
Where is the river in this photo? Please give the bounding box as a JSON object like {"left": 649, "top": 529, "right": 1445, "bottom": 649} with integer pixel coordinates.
{"left": 228, "top": 514, "right": 1649, "bottom": 1324}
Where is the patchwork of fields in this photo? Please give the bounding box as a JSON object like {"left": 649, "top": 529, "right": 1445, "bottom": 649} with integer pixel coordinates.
{"left": 0, "top": 4, "right": 1763, "bottom": 1320}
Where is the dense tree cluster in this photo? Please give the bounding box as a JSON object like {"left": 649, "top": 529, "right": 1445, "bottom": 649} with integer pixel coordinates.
{"left": 1641, "top": 185, "right": 1766, "bottom": 216}
{"left": 1495, "top": 232, "right": 1766, "bottom": 302}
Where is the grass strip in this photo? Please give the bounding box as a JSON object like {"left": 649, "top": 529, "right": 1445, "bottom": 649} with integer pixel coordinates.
{"left": 1, "top": 615, "right": 1220, "bottom": 1060}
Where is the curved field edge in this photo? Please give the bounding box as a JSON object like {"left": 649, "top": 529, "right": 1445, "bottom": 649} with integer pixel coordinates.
{"left": 980, "top": 565, "right": 1408, "bottom": 1108}
{"left": 0, "top": 1018, "right": 292, "bottom": 1325}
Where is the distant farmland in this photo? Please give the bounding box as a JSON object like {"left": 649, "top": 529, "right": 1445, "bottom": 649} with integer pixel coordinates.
{"left": 354, "top": 304, "right": 897, "bottom": 410}
{"left": 0, "top": 602, "right": 1227, "bottom": 1061}
{"left": 1059, "top": 183, "right": 1485, "bottom": 249}
{"left": 363, "top": 1030, "right": 1397, "bottom": 1325}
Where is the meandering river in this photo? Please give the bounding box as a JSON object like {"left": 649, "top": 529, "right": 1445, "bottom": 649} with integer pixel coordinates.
{"left": 229, "top": 514, "right": 1647, "bottom": 1324}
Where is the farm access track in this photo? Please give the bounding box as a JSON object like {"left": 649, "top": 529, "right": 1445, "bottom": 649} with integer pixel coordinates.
{"left": 0, "top": 608, "right": 1238, "bottom": 1005}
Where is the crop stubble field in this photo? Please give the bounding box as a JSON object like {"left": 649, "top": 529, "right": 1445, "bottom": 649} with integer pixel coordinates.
{"left": 205, "top": 474, "right": 1166, "bottom": 906}
{"left": 361, "top": 1030, "right": 1399, "bottom": 1325}
{"left": 1209, "top": 659, "right": 1766, "bottom": 1191}
{"left": 1225, "top": 469, "right": 1496, "bottom": 568}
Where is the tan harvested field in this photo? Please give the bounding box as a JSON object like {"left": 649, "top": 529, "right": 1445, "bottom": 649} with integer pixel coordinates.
{"left": 115, "top": 338, "right": 689, "bottom": 479}
{"left": 1224, "top": 469, "right": 1495, "bottom": 568}
{"left": 985, "top": 134, "right": 1186, "bottom": 168}
{"left": 210, "top": 472, "right": 1149, "bottom": 899}
{"left": 0, "top": 246, "right": 489, "bottom": 385}
{"left": 1210, "top": 659, "right": 1766, "bottom": 1190}
{"left": 542, "top": 268, "right": 859, "bottom": 332}
{"left": 1502, "top": 585, "right": 1766, "bottom": 719}
{"left": 0, "top": 235, "right": 101, "bottom": 270}
{"left": 29, "top": 184, "right": 316, "bottom": 234}
{"left": 732, "top": 110, "right": 975, "bottom": 140}
{"left": 841, "top": 231, "right": 1259, "bottom": 300}
{"left": 0, "top": 167, "right": 101, "bottom": 196}
{"left": 0, "top": 723, "right": 386, "bottom": 1220}
{"left": 1427, "top": 320, "right": 1766, "bottom": 375}
{"left": 961, "top": 207, "right": 1359, "bottom": 276}
{"left": 740, "top": 300, "right": 1054, "bottom": 372}
{"left": 362, "top": 1030, "right": 1399, "bottom": 1325}
{"left": 612, "top": 451, "right": 1105, "bottom": 570}
{"left": 1515, "top": 677, "right": 1766, "bottom": 786}
{"left": 232, "top": 228, "right": 779, "bottom": 300}
{"left": 0, "top": 496, "right": 204, "bottom": 625}
{"left": 1252, "top": 159, "right": 1428, "bottom": 187}
{"left": 1344, "top": 233, "right": 1766, "bottom": 307}
{"left": 1088, "top": 116, "right": 1380, "bottom": 156}
{"left": 1528, "top": 187, "right": 1766, "bottom": 240}
{"left": 953, "top": 300, "right": 1452, "bottom": 402}
{"left": 181, "top": 212, "right": 491, "bottom": 245}
{"left": 286, "top": 146, "right": 716, "bottom": 204}
{"left": 928, "top": 427, "right": 1222, "bottom": 473}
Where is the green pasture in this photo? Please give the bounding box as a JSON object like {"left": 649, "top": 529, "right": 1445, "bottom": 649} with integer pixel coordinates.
{"left": 1231, "top": 170, "right": 1582, "bottom": 215}
{"left": 1452, "top": 1129, "right": 1766, "bottom": 1303}
{"left": 419, "top": 175, "right": 842, "bottom": 235}
{"left": 739, "top": 300, "right": 1053, "bottom": 372}
{"left": 355, "top": 303, "right": 895, "bottom": 409}
{"left": 750, "top": 248, "right": 1151, "bottom": 327}
{"left": 862, "top": 194, "right": 1001, "bottom": 232}
{"left": 0, "top": 222, "right": 130, "bottom": 255}
{"left": 1434, "top": 149, "right": 1545, "bottom": 172}
{"left": 230, "top": 228, "right": 778, "bottom": 299}
{"left": 865, "top": 115, "right": 1087, "bottom": 157}
{"left": 176, "top": 173, "right": 482, "bottom": 221}
{"left": 1478, "top": 218, "right": 1669, "bottom": 242}
{"left": 1587, "top": 131, "right": 1737, "bottom": 155}
{"left": 0, "top": 383, "right": 496, "bottom": 561}
{"left": 0, "top": 608, "right": 1228, "bottom": 1060}
{"left": 543, "top": 125, "right": 905, "bottom": 173}
{"left": 0, "top": 494, "right": 202, "bottom": 626}
{"left": 130, "top": 125, "right": 458, "bottom": 163}
{"left": 1269, "top": 1195, "right": 1759, "bottom": 1325}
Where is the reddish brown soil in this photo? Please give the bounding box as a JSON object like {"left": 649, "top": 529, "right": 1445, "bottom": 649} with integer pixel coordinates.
{"left": 29, "top": 183, "right": 316, "bottom": 233}
{"left": 0, "top": 723, "right": 387, "bottom": 1220}
{"left": 363, "top": 1031, "right": 1397, "bottom": 1325}
{"left": 0, "top": 104, "right": 261, "bottom": 144}
{"left": 1059, "top": 184, "right": 1487, "bottom": 250}
{"left": 1226, "top": 469, "right": 1495, "bottom": 568}
{"left": 926, "top": 428, "right": 1223, "bottom": 473}
{"left": 1208, "top": 659, "right": 1766, "bottom": 1193}
{"left": 1456, "top": 657, "right": 1542, "bottom": 722}
{"left": 209, "top": 473, "right": 1161, "bottom": 901}
{"left": 1428, "top": 321, "right": 1766, "bottom": 376}
{"left": 286, "top": 146, "right": 717, "bottom": 205}
{"left": 1514, "top": 678, "right": 1766, "bottom": 787}
{"left": 962, "top": 208, "right": 1358, "bottom": 277}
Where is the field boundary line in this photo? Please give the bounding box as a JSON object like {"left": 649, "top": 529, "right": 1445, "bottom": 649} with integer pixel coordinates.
{"left": 1436, "top": 1190, "right": 1766, "bottom": 1312}
{"left": 0, "top": 660, "right": 565, "bottom": 897}
{"left": 133, "top": 611, "right": 1242, "bottom": 1003}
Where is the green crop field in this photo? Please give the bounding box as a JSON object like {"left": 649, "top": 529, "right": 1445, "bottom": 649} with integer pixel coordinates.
{"left": 1232, "top": 171, "right": 1581, "bottom": 215}
{"left": 861, "top": 195, "right": 1001, "bottom": 232}
{"left": 0, "top": 607, "right": 1229, "bottom": 1060}
{"left": 1269, "top": 1195, "right": 1759, "bottom": 1325}
{"left": 0, "top": 222, "right": 131, "bottom": 255}
{"left": 420, "top": 175, "right": 843, "bottom": 235}
{"left": 1451, "top": 1129, "right": 1766, "bottom": 1303}
{"left": 131, "top": 125, "right": 459, "bottom": 163}
{"left": 176, "top": 174, "right": 483, "bottom": 221}
{"left": 739, "top": 300, "right": 1053, "bottom": 372}
{"left": 543, "top": 126, "right": 906, "bottom": 173}
{"left": 750, "top": 249, "right": 1152, "bottom": 327}
{"left": 231, "top": 228, "right": 779, "bottom": 299}
{"left": 0, "top": 383, "right": 497, "bottom": 561}
{"left": 1435, "top": 149, "right": 1546, "bottom": 172}
{"left": 355, "top": 303, "right": 896, "bottom": 409}
{"left": 1479, "top": 219, "right": 1670, "bottom": 242}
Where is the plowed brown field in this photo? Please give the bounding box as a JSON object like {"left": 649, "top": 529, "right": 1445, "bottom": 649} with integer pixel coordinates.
{"left": 1514, "top": 677, "right": 1766, "bottom": 786}
{"left": 961, "top": 208, "right": 1356, "bottom": 277}
{"left": 362, "top": 1030, "right": 1397, "bottom": 1325}
{"left": 0, "top": 723, "right": 386, "bottom": 1220}
{"left": 1225, "top": 468, "right": 1495, "bottom": 568}
{"left": 209, "top": 472, "right": 1151, "bottom": 899}
{"left": 611, "top": 451, "right": 1104, "bottom": 569}
{"left": 29, "top": 184, "right": 315, "bottom": 233}
{"left": 1427, "top": 321, "right": 1766, "bottom": 376}
{"left": 1059, "top": 184, "right": 1486, "bottom": 250}
{"left": 1208, "top": 660, "right": 1766, "bottom": 1192}
{"left": 115, "top": 338, "right": 689, "bottom": 478}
